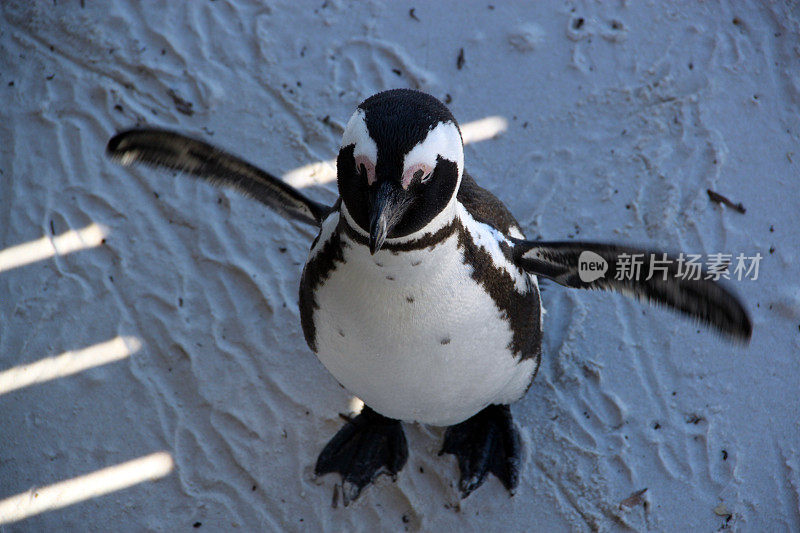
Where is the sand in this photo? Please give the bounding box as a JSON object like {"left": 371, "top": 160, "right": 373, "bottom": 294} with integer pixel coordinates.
{"left": 1, "top": 1, "right": 799, "bottom": 530}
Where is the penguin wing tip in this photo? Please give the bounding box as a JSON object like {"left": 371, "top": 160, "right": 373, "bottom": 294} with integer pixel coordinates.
{"left": 733, "top": 316, "right": 753, "bottom": 344}
{"left": 106, "top": 129, "right": 137, "bottom": 159}
{"left": 106, "top": 132, "right": 123, "bottom": 155}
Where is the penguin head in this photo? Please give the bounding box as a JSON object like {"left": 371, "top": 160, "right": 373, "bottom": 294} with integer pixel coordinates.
{"left": 337, "top": 89, "right": 464, "bottom": 254}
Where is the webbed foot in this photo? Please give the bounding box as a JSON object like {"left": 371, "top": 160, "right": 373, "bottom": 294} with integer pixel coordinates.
{"left": 440, "top": 404, "right": 521, "bottom": 498}
{"left": 315, "top": 405, "right": 408, "bottom": 505}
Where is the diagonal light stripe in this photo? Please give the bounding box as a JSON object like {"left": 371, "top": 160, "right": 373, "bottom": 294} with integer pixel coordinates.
{"left": 460, "top": 116, "right": 509, "bottom": 144}
{"left": 283, "top": 158, "right": 338, "bottom": 189}
{"left": 0, "top": 223, "right": 108, "bottom": 273}
{"left": 348, "top": 396, "right": 364, "bottom": 415}
{"left": 0, "top": 336, "right": 142, "bottom": 396}
{"left": 282, "top": 115, "right": 509, "bottom": 188}
{"left": 0, "top": 452, "right": 174, "bottom": 525}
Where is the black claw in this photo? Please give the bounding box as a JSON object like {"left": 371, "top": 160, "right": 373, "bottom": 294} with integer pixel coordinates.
{"left": 440, "top": 404, "right": 521, "bottom": 498}
{"left": 315, "top": 406, "right": 408, "bottom": 505}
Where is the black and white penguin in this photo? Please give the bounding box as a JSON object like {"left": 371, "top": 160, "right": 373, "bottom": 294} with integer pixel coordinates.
{"left": 107, "top": 88, "right": 751, "bottom": 505}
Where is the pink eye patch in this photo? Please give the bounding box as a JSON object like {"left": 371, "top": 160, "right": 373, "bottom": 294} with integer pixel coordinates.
{"left": 354, "top": 155, "right": 376, "bottom": 185}
{"left": 401, "top": 162, "right": 433, "bottom": 189}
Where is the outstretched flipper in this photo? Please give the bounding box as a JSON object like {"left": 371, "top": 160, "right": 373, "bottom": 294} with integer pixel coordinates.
{"left": 512, "top": 240, "right": 752, "bottom": 341}
{"left": 107, "top": 129, "right": 329, "bottom": 226}
{"left": 315, "top": 406, "right": 408, "bottom": 506}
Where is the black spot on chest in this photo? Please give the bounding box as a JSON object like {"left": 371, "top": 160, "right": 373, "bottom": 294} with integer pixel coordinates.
{"left": 456, "top": 221, "right": 542, "bottom": 361}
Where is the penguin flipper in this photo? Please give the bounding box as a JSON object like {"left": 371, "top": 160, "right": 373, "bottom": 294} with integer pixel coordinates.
{"left": 107, "top": 129, "right": 329, "bottom": 227}
{"left": 512, "top": 240, "right": 752, "bottom": 342}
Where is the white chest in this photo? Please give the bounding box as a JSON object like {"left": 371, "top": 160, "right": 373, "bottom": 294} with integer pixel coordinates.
{"left": 309, "top": 212, "right": 538, "bottom": 426}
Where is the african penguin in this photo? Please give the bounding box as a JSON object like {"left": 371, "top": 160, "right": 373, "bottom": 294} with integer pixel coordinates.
{"left": 107, "top": 88, "right": 752, "bottom": 505}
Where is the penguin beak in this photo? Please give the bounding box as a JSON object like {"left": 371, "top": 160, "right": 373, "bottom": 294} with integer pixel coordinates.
{"left": 369, "top": 180, "right": 413, "bottom": 255}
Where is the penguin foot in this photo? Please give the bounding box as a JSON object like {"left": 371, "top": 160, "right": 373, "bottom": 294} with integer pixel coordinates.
{"left": 315, "top": 405, "right": 408, "bottom": 505}
{"left": 439, "top": 404, "right": 521, "bottom": 498}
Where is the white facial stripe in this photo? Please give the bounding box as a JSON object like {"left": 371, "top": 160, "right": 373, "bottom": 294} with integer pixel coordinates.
{"left": 341, "top": 108, "right": 378, "bottom": 163}
{"left": 402, "top": 121, "right": 464, "bottom": 186}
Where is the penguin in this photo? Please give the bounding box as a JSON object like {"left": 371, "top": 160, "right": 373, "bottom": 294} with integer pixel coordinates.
{"left": 107, "top": 88, "right": 751, "bottom": 505}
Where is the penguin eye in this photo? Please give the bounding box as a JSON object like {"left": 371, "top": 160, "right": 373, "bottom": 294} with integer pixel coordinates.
{"left": 354, "top": 154, "right": 376, "bottom": 186}
{"left": 402, "top": 162, "right": 433, "bottom": 189}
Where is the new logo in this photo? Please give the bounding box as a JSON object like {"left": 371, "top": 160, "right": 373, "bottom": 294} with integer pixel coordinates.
{"left": 578, "top": 251, "right": 608, "bottom": 282}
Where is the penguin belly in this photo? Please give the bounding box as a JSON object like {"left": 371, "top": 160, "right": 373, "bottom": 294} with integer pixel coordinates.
{"left": 311, "top": 228, "right": 538, "bottom": 427}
